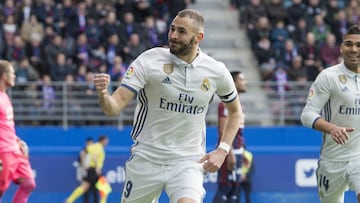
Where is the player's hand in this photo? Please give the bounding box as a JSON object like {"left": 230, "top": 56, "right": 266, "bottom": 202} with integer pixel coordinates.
{"left": 226, "top": 151, "right": 236, "bottom": 171}
{"left": 93, "top": 73, "right": 111, "bottom": 95}
{"left": 18, "top": 139, "right": 29, "bottom": 157}
{"left": 198, "top": 149, "right": 227, "bottom": 173}
{"left": 329, "top": 126, "right": 354, "bottom": 145}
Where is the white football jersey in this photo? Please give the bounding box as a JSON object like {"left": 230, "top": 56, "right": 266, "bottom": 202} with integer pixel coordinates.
{"left": 121, "top": 47, "right": 237, "bottom": 163}
{"left": 301, "top": 63, "right": 360, "bottom": 161}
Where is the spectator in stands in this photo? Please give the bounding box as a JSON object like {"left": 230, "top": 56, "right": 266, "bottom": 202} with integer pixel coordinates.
{"left": 122, "top": 33, "right": 148, "bottom": 65}
{"left": 270, "top": 19, "right": 289, "bottom": 59}
{"left": 109, "top": 55, "right": 127, "bottom": 83}
{"left": 114, "top": 0, "right": 132, "bottom": 23}
{"left": 239, "top": 0, "right": 267, "bottom": 31}
{"left": 0, "top": 59, "right": 36, "bottom": 203}
{"left": 141, "top": 15, "right": 162, "bottom": 48}
{"left": 344, "top": 0, "right": 360, "bottom": 25}
{"left": 44, "top": 34, "right": 66, "bottom": 69}
{"left": 265, "top": 0, "right": 288, "bottom": 27}
{"left": 286, "top": 0, "right": 307, "bottom": 31}
{"left": 320, "top": 33, "right": 340, "bottom": 68}
{"left": 247, "top": 16, "right": 272, "bottom": 50}
{"left": 15, "top": 57, "right": 40, "bottom": 84}
{"left": 2, "top": 0, "right": 17, "bottom": 19}
{"left": 50, "top": 52, "right": 75, "bottom": 81}
{"left": 280, "top": 38, "right": 299, "bottom": 66}
{"left": 299, "top": 32, "right": 323, "bottom": 81}
{"left": 64, "top": 74, "right": 84, "bottom": 126}
{"left": 254, "top": 36, "right": 276, "bottom": 80}
{"left": 25, "top": 33, "right": 46, "bottom": 76}
{"left": 74, "top": 33, "right": 91, "bottom": 66}
{"left": 291, "top": 18, "right": 309, "bottom": 48}
{"left": 5, "top": 35, "right": 27, "bottom": 62}
{"left": 331, "top": 9, "right": 350, "bottom": 44}
{"left": 105, "top": 34, "right": 122, "bottom": 70}
{"left": 270, "top": 62, "right": 288, "bottom": 96}
{"left": 287, "top": 55, "right": 307, "bottom": 82}
{"left": 17, "top": 0, "right": 36, "bottom": 26}
{"left": 40, "top": 74, "right": 57, "bottom": 125}
{"left": 118, "top": 11, "right": 142, "bottom": 45}
{"left": 323, "top": 0, "right": 341, "bottom": 29}
{"left": 35, "top": 0, "right": 60, "bottom": 27}
{"left": 305, "top": 0, "right": 325, "bottom": 28}
{"left": 131, "top": 0, "right": 155, "bottom": 23}
{"left": 85, "top": 15, "right": 102, "bottom": 49}
{"left": 65, "top": 1, "right": 87, "bottom": 37}
{"left": 100, "top": 11, "right": 119, "bottom": 43}
{"left": 311, "top": 14, "right": 332, "bottom": 46}
{"left": 20, "top": 14, "right": 44, "bottom": 44}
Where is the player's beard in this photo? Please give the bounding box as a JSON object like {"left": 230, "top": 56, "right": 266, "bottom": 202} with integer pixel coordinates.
{"left": 169, "top": 36, "right": 195, "bottom": 57}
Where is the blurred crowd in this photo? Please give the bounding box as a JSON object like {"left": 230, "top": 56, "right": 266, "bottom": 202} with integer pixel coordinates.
{"left": 0, "top": 0, "right": 197, "bottom": 126}
{"left": 0, "top": 0, "right": 195, "bottom": 87}
{"left": 234, "top": 0, "right": 354, "bottom": 92}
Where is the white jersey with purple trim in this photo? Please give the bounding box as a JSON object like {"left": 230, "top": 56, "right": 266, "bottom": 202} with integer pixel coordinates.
{"left": 121, "top": 47, "right": 237, "bottom": 164}
{"left": 301, "top": 63, "right": 360, "bottom": 161}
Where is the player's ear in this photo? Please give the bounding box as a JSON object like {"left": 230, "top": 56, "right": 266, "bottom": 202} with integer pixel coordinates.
{"left": 197, "top": 32, "right": 204, "bottom": 42}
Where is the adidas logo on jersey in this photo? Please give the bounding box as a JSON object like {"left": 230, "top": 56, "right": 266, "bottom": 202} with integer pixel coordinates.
{"left": 341, "top": 86, "right": 349, "bottom": 92}
{"left": 161, "top": 76, "right": 172, "bottom": 84}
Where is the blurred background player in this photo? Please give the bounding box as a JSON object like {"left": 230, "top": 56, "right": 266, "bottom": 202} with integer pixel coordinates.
{"left": 73, "top": 137, "right": 99, "bottom": 203}
{"left": 0, "top": 60, "right": 36, "bottom": 203}
{"left": 239, "top": 147, "right": 254, "bottom": 203}
{"left": 213, "top": 71, "right": 248, "bottom": 203}
{"left": 66, "top": 135, "right": 109, "bottom": 203}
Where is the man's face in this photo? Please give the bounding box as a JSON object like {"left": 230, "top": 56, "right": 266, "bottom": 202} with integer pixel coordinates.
{"left": 168, "top": 16, "right": 198, "bottom": 57}
{"left": 3, "top": 65, "right": 16, "bottom": 88}
{"left": 235, "top": 73, "right": 247, "bottom": 93}
{"left": 341, "top": 34, "right": 360, "bottom": 70}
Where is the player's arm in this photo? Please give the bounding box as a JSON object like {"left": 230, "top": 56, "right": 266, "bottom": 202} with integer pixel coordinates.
{"left": 301, "top": 74, "right": 354, "bottom": 144}
{"left": 94, "top": 73, "right": 136, "bottom": 116}
{"left": 219, "top": 95, "right": 243, "bottom": 150}
{"left": 200, "top": 96, "right": 243, "bottom": 172}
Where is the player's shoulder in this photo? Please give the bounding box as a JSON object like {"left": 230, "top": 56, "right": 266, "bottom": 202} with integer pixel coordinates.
{"left": 199, "top": 51, "right": 226, "bottom": 68}
{"left": 141, "top": 47, "right": 170, "bottom": 58}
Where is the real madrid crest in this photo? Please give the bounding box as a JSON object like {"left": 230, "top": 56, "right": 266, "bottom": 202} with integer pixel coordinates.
{"left": 163, "top": 64, "right": 174, "bottom": 74}
{"left": 338, "top": 74, "right": 347, "bottom": 84}
{"left": 201, "top": 78, "right": 210, "bottom": 92}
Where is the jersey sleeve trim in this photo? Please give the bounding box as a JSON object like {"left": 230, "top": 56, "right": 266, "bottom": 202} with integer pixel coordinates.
{"left": 121, "top": 83, "right": 137, "bottom": 95}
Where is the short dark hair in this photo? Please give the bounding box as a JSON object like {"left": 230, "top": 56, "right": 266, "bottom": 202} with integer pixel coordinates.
{"left": 345, "top": 25, "right": 360, "bottom": 36}
{"left": 230, "top": 71, "right": 242, "bottom": 82}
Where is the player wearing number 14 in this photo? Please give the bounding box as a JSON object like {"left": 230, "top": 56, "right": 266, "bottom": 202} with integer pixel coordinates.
{"left": 94, "top": 9, "right": 244, "bottom": 203}
{"left": 301, "top": 25, "right": 360, "bottom": 203}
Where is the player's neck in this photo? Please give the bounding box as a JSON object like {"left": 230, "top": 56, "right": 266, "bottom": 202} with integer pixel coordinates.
{"left": 177, "top": 49, "right": 199, "bottom": 64}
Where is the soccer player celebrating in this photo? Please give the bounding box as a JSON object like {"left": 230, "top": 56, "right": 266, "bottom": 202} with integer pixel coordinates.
{"left": 301, "top": 25, "right": 360, "bottom": 203}
{"left": 94, "top": 9, "right": 244, "bottom": 203}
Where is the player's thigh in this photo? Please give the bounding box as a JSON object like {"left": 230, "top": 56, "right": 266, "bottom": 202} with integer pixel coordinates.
{"left": 347, "top": 159, "right": 360, "bottom": 197}
{"left": 166, "top": 161, "right": 205, "bottom": 203}
{"left": 0, "top": 152, "right": 14, "bottom": 192}
{"left": 317, "top": 160, "right": 348, "bottom": 203}
{"left": 13, "top": 153, "right": 34, "bottom": 181}
{"left": 121, "top": 155, "right": 164, "bottom": 203}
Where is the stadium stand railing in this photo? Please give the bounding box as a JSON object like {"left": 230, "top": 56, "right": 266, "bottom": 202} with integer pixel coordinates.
{"left": 9, "top": 81, "right": 311, "bottom": 128}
